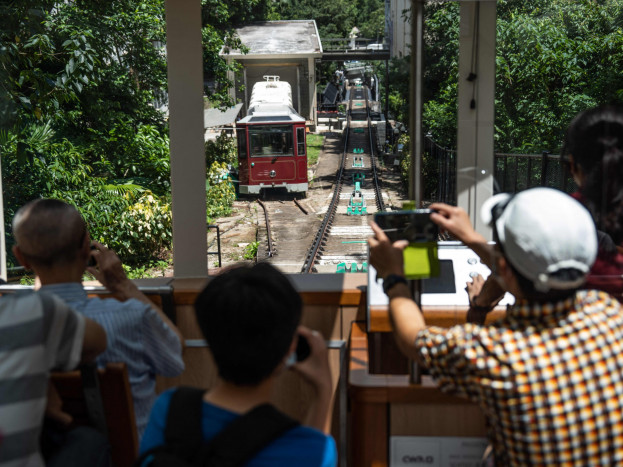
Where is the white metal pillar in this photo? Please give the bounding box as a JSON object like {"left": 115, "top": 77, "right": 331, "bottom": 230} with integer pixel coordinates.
{"left": 165, "top": 0, "right": 208, "bottom": 277}
{"left": 308, "top": 57, "right": 316, "bottom": 124}
{"left": 456, "top": 1, "right": 497, "bottom": 237}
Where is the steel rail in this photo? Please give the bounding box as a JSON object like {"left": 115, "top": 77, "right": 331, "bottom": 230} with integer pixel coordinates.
{"left": 293, "top": 198, "right": 308, "bottom": 215}
{"left": 301, "top": 89, "right": 353, "bottom": 273}
{"left": 257, "top": 199, "right": 274, "bottom": 257}
{"left": 301, "top": 84, "right": 385, "bottom": 273}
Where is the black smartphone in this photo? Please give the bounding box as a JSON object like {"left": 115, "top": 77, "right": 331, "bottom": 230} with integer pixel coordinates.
{"left": 87, "top": 245, "right": 97, "bottom": 267}
{"left": 374, "top": 209, "right": 438, "bottom": 243}
{"left": 295, "top": 335, "right": 311, "bottom": 362}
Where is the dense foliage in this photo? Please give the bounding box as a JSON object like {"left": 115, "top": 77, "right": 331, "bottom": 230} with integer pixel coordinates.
{"left": 202, "top": 0, "right": 278, "bottom": 108}
{"left": 276, "top": 0, "right": 384, "bottom": 40}
{"left": 204, "top": 133, "right": 237, "bottom": 222}
{"left": 1, "top": 0, "right": 173, "bottom": 268}
{"left": 422, "top": 0, "right": 623, "bottom": 152}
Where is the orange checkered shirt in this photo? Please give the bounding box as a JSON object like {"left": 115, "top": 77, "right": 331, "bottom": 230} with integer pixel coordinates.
{"left": 415, "top": 289, "right": 623, "bottom": 466}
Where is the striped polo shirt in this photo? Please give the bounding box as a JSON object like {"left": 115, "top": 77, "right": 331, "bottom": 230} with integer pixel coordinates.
{"left": 41, "top": 283, "right": 184, "bottom": 439}
{"left": 416, "top": 289, "right": 623, "bottom": 466}
{"left": 0, "top": 292, "right": 85, "bottom": 467}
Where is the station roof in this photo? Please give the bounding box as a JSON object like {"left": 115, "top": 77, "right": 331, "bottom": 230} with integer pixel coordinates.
{"left": 203, "top": 104, "right": 243, "bottom": 128}
{"left": 221, "top": 20, "right": 322, "bottom": 59}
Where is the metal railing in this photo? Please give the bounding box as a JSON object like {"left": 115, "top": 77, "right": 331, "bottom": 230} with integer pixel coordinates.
{"left": 207, "top": 224, "right": 222, "bottom": 268}
{"left": 422, "top": 135, "right": 575, "bottom": 205}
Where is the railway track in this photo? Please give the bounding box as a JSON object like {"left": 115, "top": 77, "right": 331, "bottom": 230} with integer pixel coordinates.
{"left": 302, "top": 84, "right": 386, "bottom": 273}
{"left": 256, "top": 197, "right": 322, "bottom": 272}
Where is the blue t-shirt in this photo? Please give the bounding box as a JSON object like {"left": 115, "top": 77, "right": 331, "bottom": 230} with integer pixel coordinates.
{"left": 140, "top": 389, "right": 337, "bottom": 467}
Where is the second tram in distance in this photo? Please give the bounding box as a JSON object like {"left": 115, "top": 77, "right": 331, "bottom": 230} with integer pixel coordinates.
{"left": 236, "top": 76, "right": 308, "bottom": 195}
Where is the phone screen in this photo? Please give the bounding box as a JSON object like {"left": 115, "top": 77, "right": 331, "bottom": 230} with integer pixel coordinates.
{"left": 374, "top": 210, "right": 438, "bottom": 243}
{"left": 374, "top": 210, "right": 440, "bottom": 279}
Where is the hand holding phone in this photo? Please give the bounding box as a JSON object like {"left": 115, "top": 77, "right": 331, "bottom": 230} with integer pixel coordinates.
{"left": 286, "top": 327, "right": 331, "bottom": 393}
{"left": 373, "top": 209, "right": 438, "bottom": 243}
{"left": 371, "top": 209, "right": 440, "bottom": 279}
{"left": 87, "top": 245, "right": 97, "bottom": 267}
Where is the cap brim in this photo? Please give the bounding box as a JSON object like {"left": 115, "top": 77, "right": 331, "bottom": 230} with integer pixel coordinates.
{"left": 480, "top": 193, "right": 512, "bottom": 227}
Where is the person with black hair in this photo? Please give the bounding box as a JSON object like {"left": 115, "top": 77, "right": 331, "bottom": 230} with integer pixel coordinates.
{"left": 369, "top": 187, "right": 623, "bottom": 466}
{"left": 139, "top": 263, "right": 337, "bottom": 466}
{"left": 460, "top": 104, "right": 623, "bottom": 320}
{"left": 564, "top": 104, "right": 623, "bottom": 297}
{"left": 11, "top": 198, "right": 184, "bottom": 439}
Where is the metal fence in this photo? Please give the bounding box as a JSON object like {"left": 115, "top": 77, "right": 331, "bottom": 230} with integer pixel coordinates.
{"left": 423, "top": 135, "right": 575, "bottom": 205}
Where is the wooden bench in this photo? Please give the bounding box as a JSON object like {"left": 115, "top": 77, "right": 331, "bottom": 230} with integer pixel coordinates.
{"left": 51, "top": 362, "right": 139, "bottom": 467}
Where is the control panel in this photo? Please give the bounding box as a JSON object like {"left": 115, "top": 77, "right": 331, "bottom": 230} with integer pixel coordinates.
{"left": 367, "top": 242, "right": 514, "bottom": 309}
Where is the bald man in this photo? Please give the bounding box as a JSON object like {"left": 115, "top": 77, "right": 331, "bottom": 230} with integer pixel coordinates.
{"left": 12, "top": 199, "right": 185, "bottom": 439}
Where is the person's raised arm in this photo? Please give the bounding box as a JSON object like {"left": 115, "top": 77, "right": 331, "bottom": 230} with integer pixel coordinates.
{"left": 87, "top": 241, "right": 185, "bottom": 349}
{"left": 289, "top": 326, "right": 333, "bottom": 434}
{"left": 368, "top": 221, "right": 425, "bottom": 361}
{"left": 429, "top": 203, "right": 495, "bottom": 268}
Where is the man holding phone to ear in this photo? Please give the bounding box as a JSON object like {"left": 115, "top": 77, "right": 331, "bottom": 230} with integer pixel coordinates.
{"left": 369, "top": 187, "right": 623, "bottom": 466}
{"left": 11, "top": 199, "right": 184, "bottom": 440}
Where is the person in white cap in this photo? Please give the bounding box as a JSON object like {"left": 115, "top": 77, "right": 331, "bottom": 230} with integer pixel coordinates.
{"left": 368, "top": 187, "right": 623, "bottom": 467}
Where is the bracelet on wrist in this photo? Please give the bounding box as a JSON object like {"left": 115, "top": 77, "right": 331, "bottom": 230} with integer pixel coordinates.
{"left": 469, "top": 294, "right": 494, "bottom": 312}
{"left": 382, "top": 274, "right": 408, "bottom": 295}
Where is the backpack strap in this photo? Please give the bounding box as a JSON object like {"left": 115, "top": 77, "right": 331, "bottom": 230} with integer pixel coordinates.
{"left": 193, "top": 403, "right": 300, "bottom": 467}
{"left": 135, "top": 389, "right": 300, "bottom": 467}
{"left": 134, "top": 387, "right": 206, "bottom": 467}
{"left": 164, "top": 386, "right": 207, "bottom": 447}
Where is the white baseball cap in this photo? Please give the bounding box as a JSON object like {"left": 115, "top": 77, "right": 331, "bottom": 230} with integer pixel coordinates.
{"left": 481, "top": 187, "right": 597, "bottom": 292}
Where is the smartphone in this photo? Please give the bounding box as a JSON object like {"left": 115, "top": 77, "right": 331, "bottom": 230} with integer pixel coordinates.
{"left": 87, "top": 245, "right": 97, "bottom": 267}
{"left": 374, "top": 209, "right": 438, "bottom": 243}
{"left": 373, "top": 209, "right": 440, "bottom": 279}
{"left": 285, "top": 335, "right": 311, "bottom": 367}
{"left": 295, "top": 335, "right": 311, "bottom": 362}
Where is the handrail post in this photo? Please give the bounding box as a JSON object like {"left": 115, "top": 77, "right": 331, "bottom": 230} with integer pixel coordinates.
{"left": 541, "top": 150, "right": 551, "bottom": 186}
{"left": 207, "top": 224, "right": 222, "bottom": 268}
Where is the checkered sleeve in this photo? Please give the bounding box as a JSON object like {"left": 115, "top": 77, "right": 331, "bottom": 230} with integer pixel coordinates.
{"left": 415, "top": 324, "right": 500, "bottom": 400}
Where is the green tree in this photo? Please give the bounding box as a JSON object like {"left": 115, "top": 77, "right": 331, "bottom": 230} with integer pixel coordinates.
{"left": 201, "top": 0, "right": 277, "bottom": 108}
{"left": 1, "top": 0, "right": 172, "bottom": 267}
{"left": 421, "top": 0, "right": 623, "bottom": 152}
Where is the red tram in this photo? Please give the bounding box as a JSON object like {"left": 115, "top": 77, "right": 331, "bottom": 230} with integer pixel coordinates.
{"left": 236, "top": 76, "right": 308, "bottom": 195}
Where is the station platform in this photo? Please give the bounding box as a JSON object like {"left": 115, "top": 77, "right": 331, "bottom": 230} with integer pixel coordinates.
{"left": 0, "top": 263, "right": 508, "bottom": 466}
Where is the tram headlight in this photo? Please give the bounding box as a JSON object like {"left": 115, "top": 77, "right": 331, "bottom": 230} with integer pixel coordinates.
{"left": 270, "top": 170, "right": 276, "bottom": 178}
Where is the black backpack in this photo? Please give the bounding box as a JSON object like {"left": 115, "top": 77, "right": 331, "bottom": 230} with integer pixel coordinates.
{"left": 135, "top": 387, "right": 299, "bottom": 467}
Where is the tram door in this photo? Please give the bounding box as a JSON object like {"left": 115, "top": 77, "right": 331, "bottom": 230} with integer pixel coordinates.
{"left": 296, "top": 126, "right": 307, "bottom": 182}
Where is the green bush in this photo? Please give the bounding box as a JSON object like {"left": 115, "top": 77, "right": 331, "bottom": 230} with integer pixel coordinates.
{"left": 306, "top": 133, "right": 323, "bottom": 166}
{"left": 243, "top": 241, "right": 259, "bottom": 260}
{"left": 206, "top": 162, "right": 235, "bottom": 222}
{"left": 114, "top": 192, "right": 172, "bottom": 263}
{"left": 205, "top": 132, "right": 237, "bottom": 169}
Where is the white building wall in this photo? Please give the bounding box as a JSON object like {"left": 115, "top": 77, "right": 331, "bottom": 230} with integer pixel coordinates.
{"left": 390, "top": 0, "right": 411, "bottom": 58}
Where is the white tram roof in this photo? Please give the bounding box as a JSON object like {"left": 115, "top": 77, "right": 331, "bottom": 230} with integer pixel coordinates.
{"left": 238, "top": 103, "right": 305, "bottom": 124}
{"left": 239, "top": 76, "right": 305, "bottom": 124}
{"left": 249, "top": 78, "right": 293, "bottom": 109}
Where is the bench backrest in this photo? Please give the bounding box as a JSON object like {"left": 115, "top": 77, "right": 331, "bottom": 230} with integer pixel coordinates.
{"left": 51, "top": 362, "right": 138, "bottom": 467}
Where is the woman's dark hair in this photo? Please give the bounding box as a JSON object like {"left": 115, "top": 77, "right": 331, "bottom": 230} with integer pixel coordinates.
{"left": 563, "top": 105, "right": 623, "bottom": 245}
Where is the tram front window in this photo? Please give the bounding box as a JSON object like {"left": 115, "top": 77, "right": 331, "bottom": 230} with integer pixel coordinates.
{"left": 249, "top": 125, "right": 294, "bottom": 157}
